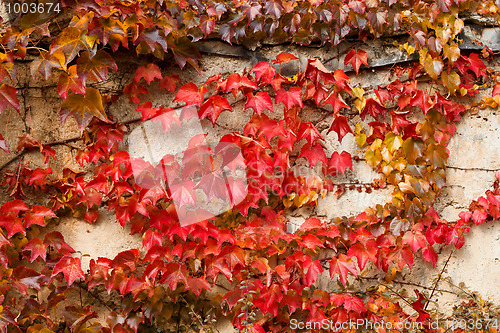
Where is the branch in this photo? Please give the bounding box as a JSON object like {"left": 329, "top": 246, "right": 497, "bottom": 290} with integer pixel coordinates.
{"left": 424, "top": 227, "right": 468, "bottom": 311}
{"left": 0, "top": 135, "right": 83, "bottom": 172}
{"left": 358, "top": 276, "right": 460, "bottom": 296}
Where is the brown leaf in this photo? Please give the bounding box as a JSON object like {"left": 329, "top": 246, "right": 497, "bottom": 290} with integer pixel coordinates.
{"left": 60, "top": 87, "right": 109, "bottom": 130}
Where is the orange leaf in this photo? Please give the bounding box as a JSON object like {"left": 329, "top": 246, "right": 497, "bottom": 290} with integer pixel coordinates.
{"left": 344, "top": 49, "right": 368, "bottom": 74}
{"left": 76, "top": 50, "right": 118, "bottom": 85}
{"left": 50, "top": 27, "right": 96, "bottom": 66}
{"left": 60, "top": 87, "right": 109, "bottom": 130}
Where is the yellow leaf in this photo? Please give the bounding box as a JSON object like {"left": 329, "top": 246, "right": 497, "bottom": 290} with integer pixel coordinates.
{"left": 401, "top": 42, "right": 415, "bottom": 55}
{"left": 355, "top": 123, "right": 363, "bottom": 134}
{"left": 423, "top": 55, "right": 443, "bottom": 80}
{"left": 442, "top": 70, "right": 460, "bottom": 94}
{"left": 384, "top": 132, "right": 403, "bottom": 153}
{"left": 444, "top": 43, "right": 460, "bottom": 63}
{"left": 352, "top": 86, "right": 365, "bottom": 100}
{"left": 365, "top": 149, "right": 382, "bottom": 167}
{"left": 355, "top": 132, "right": 367, "bottom": 147}
{"left": 294, "top": 194, "right": 309, "bottom": 207}
{"left": 380, "top": 147, "right": 392, "bottom": 163}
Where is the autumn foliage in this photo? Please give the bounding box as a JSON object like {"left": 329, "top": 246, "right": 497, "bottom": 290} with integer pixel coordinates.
{"left": 1, "top": 0, "right": 500, "bottom": 332}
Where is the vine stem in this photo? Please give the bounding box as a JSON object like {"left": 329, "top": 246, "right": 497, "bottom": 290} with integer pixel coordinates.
{"left": 179, "top": 294, "right": 221, "bottom": 333}
{"left": 75, "top": 282, "right": 113, "bottom": 312}
{"left": 358, "top": 276, "right": 460, "bottom": 296}
{"left": 424, "top": 226, "right": 468, "bottom": 311}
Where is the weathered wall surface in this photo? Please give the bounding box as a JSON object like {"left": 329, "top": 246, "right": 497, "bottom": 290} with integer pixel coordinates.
{"left": 1, "top": 20, "right": 500, "bottom": 330}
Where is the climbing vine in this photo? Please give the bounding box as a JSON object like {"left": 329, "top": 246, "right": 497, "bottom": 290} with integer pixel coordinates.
{"left": 1, "top": 0, "right": 500, "bottom": 332}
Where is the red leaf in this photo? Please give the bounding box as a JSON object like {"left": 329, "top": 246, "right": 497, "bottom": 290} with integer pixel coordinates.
{"left": 169, "top": 179, "right": 196, "bottom": 208}
{"left": 44, "top": 231, "right": 75, "bottom": 255}
{"left": 304, "top": 59, "right": 334, "bottom": 85}
{"left": 24, "top": 205, "right": 56, "bottom": 228}
{"left": 410, "top": 90, "right": 435, "bottom": 114}
{"left": 299, "top": 143, "right": 328, "bottom": 167}
{"left": 412, "top": 289, "right": 430, "bottom": 322}
{"left": 195, "top": 173, "right": 229, "bottom": 201}
{"left": 159, "top": 75, "right": 181, "bottom": 92}
{"left": 142, "top": 230, "right": 162, "bottom": 251}
{"left": 402, "top": 230, "right": 427, "bottom": 252}
{"left": 328, "top": 151, "right": 352, "bottom": 175}
{"left": 57, "top": 66, "right": 85, "bottom": 99}
{"left": 198, "top": 95, "right": 232, "bottom": 124}
{"left": 134, "top": 63, "right": 162, "bottom": 84}
{"left": 361, "top": 98, "right": 387, "bottom": 120}
{"left": 265, "top": 0, "right": 284, "bottom": 18}
{"left": 375, "top": 87, "right": 392, "bottom": 106}
{"left": 0, "top": 84, "right": 19, "bottom": 114}
{"left": 85, "top": 174, "right": 109, "bottom": 194}
{"left": 173, "top": 82, "right": 207, "bottom": 106}
{"left": 217, "top": 73, "right": 257, "bottom": 97}
{"left": 334, "top": 69, "right": 352, "bottom": 92}
{"left": 348, "top": 0, "right": 366, "bottom": 14}
{"left": 160, "top": 262, "right": 188, "bottom": 291}
{"left": 468, "top": 53, "right": 486, "bottom": 77}
{"left": 136, "top": 101, "right": 161, "bottom": 121}
{"left": 298, "top": 217, "right": 323, "bottom": 231}
{"left": 347, "top": 240, "right": 378, "bottom": 271}
{"left": 275, "top": 87, "right": 303, "bottom": 110}
{"left": 328, "top": 115, "right": 353, "bottom": 142}
{"left": 244, "top": 91, "right": 273, "bottom": 115}
{"left": 0, "top": 231, "right": 10, "bottom": 247}
{"left": 123, "top": 81, "right": 148, "bottom": 104}
{"left": 300, "top": 234, "right": 325, "bottom": 250}
{"left": 1, "top": 200, "right": 29, "bottom": 215}
{"left": 323, "top": 91, "right": 349, "bottom": 114}
{"left": 112, "top": 249, "right": 140, "bottom": 271}
{"left": 186, "top": 276, "right": 211, "bottom": 297}
{"left": 422, "top": 245, "right": 437, "bottom": 268}
{"left": 11, "top": 266, "right": 42, "bottom": 295}
{"left": 297, "top": 122, "right": 323, "bottom": 144}
{"left": 251, "top": 61, "right": 276, "bottom": 84}
{"left": 0, "top": 214, "right": 24, "bottom": 237}
{"left": 152, "top": 108, "right": 181, "bottom": 132}
{"left": 23, "top": 237, "right": 47, "bottom": 262}
{"left": 329, "top": 254, "right": 358, "bottom": 285}
{"left": 344, "top": 49, "right": 368, "bottom": 74}
{"left": 52, "top": 255, "right": 85, "bottom": 285}
{"left": 76, "top": 50, "right": 118, "bottom": 85}
{"left": 254, "top": 284, "right": 283, "bottom": 316}
{"left": 272, "top": 52, "right": 298, "bottom": 64}
{"left": 303, "top": 259, "right": 323, "bottom": 286}
{"left": 281, "top": 290, "right": 302, "bottom": 314}
{"left": 343, "top": 295, "right": 366, "bottom": 314}
{"left": 0, "top": 133, "right": 8, "bottom": 154}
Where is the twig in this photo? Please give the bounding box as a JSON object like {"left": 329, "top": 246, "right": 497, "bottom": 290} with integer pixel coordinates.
{"left": 424, "top": 227, "right": 467, "bottom": 311}
{"left": 383, "top": 283, "right": 415, "bottom": 309}
{"left": 180, "top": 294, "right": 221, "bottom": 333}
{"left": 358, "top": 276, "right": 459, "bottom": 296}
{"left": 75, "top": 282, "right": 113, "bottom": 312}
{"left": 0, "top": 135, "right": 83, "bottom": 172}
